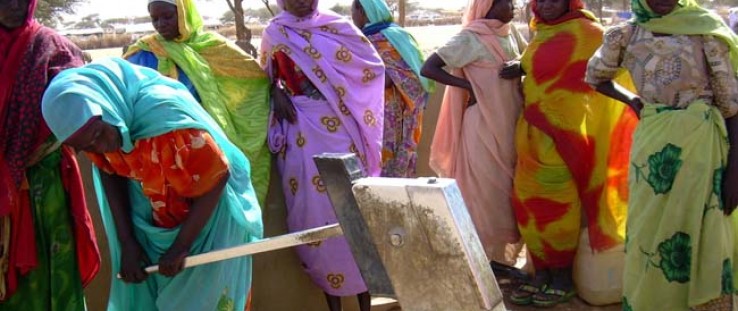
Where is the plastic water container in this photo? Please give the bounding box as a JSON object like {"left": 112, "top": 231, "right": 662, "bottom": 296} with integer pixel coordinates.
{"left": 573, "top": 230, "right": 625, "bottom": 306}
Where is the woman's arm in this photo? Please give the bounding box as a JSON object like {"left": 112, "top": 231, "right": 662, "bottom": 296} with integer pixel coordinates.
{"left": 100, "top": 170, "right": 150, "bottom": 283}
{"left": 421, "top": 53, "right": 476, "bottom": 104}
{"left": 157, "top": 172, "right": 230, "bottom": 277}
{"left": 703, "top": 36, "right": 738, "bottom": 215}
{"left": 421, "top": 53, "right": 472, "bottom": 91}
{"left": 592, "top": 80, "right": 642, "bottom": 116}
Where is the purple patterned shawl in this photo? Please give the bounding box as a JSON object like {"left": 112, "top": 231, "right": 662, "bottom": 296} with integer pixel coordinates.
{"left": 261, "top": 3, "right": 385, "bottom": 175}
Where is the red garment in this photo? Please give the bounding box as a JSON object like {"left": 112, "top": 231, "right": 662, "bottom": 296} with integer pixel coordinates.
{"left": 273, "top": 51, "right": 312, "bottom": 96}
{"left": 60, "top": 146, "right": 100, "bottom": 287}
{"left": 0, "top": 0, "right": 100, "bottom": 299}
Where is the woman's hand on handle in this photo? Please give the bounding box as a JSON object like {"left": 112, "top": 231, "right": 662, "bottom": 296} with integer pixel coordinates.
{"left": 119, "top": 241, "right": 151, "bottom": 283}
{"left": 158, "top": 245, "right": 189, "bottom": 277}
{"left": 100, "top": 171, "right": 150, "bottom": 283}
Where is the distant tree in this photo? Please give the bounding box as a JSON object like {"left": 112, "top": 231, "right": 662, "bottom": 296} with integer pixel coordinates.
{"left": 259, "top": 0, "right": 276, "bottom": 16}
{"left": 405, "top": 1, "right": 420, "bottom": 13}
{"left": 221, "top": 10, "right": 236, "bottom": 23}
{"left": 223, "top": 6, "right": 279, "bottom": 24}
{"left": 74, "top": 13, "right": 101, "bottom": 29}
{"left": 223, "top": 0, "right": 261, "bottom": 57}
{"left": 247, "top": 5, "right": 280, "bottom": 20}
{"left": 383, "top": 0, "right": 420, "bottom": 25}
{"left": 386, "top": 0, "right": 398, "bottom": 13}
{"left": 34, "top": 0, "right": 85, "bottom": 27}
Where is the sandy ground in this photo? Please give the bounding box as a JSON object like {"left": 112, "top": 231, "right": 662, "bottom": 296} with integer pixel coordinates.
{"left": 371, "top": 282, "right": 623, "bottom": 311}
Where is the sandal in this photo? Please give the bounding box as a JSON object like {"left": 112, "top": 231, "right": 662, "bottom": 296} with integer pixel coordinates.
{"left": 510, "top": 283, "right": 541, "bottom": 305}
{"left": 532, "top": 285, "right": 576, "bottom": 308}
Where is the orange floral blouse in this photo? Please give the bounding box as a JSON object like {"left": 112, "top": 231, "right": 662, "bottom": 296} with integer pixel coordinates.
{"left": 87, "top": 129, "right": 229, "bottom": 228}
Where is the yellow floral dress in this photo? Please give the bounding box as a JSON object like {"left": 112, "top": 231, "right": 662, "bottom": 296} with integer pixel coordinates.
{"left": 587, "top": 23, "right": 738, "bottom": 311}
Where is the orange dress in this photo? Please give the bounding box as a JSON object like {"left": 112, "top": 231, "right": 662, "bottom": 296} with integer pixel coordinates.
{"left": 87, "top": 129, "right": 229, "bottom": 229}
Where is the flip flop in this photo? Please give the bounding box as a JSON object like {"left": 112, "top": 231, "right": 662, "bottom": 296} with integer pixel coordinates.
{"left": 510, "top": 283, "right": 541, "bottom": 305}
{"left": 531, "top": 285, "right": 576, "bottom": 308}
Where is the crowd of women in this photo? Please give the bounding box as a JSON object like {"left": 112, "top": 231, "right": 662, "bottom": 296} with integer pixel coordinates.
{"left": 1, "top": 0, "right": 738, "bottom": 309}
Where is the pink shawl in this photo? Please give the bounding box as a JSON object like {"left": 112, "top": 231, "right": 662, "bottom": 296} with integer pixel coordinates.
{"left": 430, "top": 9, "right": 525, "bottom": 243}
{"left": 430, "top": 15, "right": 520, "bottom": 177}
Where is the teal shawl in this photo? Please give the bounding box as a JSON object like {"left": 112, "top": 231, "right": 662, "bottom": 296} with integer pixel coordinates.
{"left": 41, "top": 57, "right": 263, "bottom": 311}
{"left": 359, "top": 0, "right": 434, "bottom": 92}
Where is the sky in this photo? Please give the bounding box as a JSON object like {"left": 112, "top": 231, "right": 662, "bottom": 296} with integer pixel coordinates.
{"left": 66, "top": 0, "right": 469, "bottom": 21}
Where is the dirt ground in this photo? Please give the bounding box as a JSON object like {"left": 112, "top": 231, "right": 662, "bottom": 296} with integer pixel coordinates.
{"left": 374, "top": 272, "right": 622, "bottom": 311}
{"left": 499, "top": 282, "right": 622, "bottom": 311}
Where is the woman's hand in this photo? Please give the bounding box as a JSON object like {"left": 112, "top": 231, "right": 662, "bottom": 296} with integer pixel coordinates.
{"left": 724, "top": 116, "right": 738, "bottom": 215}
{"left": 723, "top": 162, "right": 738, "bottom": 215}
{"left": 119, "top": 241, "right": 150, "bottom": 283}
{"left": 158, "top": 245, "right": 189, "bottom": 277}
{"left": 271, "top": 86, "right": 297, "bottom": 124}
{"left": 592, "top": 81, "right": 642, "bottom": 119}
{"left": 500, "top": 61, "right": 524, "bottom": 79}
{"left": 722, "top": 165, "right": 738, "bottom": 215}
{"left": 467, "top": 90, "right": 478, "bottom": 107}
{"left": 628, "top": 97, "right": 643, "bottom": 118}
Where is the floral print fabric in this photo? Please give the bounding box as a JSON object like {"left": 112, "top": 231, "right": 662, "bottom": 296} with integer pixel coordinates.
{"left": 368, "top": 32, "right": 428, "bottom": 178}
{"left": 623, "top": 103, "right": 738, "bottom": 310}
{"left": 586, "top": 24, "right": 738, "bottom": 118}
{"left": 587, "top": 24, "right": 738, "bottom": 310}
{"left": 87, "top": 129, "right": 228, "bottom": 228}
{"left": 0, "top": 24, "right": 100, "bottom": 304}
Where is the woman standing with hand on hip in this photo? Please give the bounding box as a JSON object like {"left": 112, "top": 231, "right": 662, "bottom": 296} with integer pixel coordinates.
{"left": 261, "top": 0, "right": 385, "bottom": 310}
{"left": 421, "top": 0, "right": 528, "bottom": 277}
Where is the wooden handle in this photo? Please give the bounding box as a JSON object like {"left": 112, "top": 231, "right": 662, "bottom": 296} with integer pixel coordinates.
{"left": 117, "top": 224, "right": 343, "bottom": 278}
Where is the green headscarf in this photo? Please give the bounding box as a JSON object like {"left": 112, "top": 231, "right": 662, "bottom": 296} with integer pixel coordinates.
{"left": 632, "top": 0, "right": 738, "bottom": 73}
{"left": 124, "top": 0, "right": 271, "bottom": 206}
{"left": 358, "top": 0, "right": 434, "bottom": 92}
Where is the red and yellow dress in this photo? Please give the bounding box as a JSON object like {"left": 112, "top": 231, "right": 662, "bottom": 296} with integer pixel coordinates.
{"left": 513, "top": 11, "right": 637, "bottom": 269}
